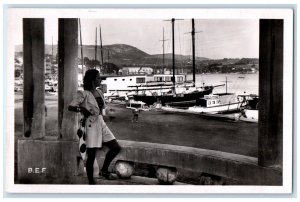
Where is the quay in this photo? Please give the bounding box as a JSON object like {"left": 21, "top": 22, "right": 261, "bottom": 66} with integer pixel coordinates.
{"left": 15, "top": 99, "right": 272, "bottom": 185}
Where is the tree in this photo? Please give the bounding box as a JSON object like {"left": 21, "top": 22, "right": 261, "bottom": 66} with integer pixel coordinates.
{"left": 103, "top": 62, "right": 120, "bottom": 74}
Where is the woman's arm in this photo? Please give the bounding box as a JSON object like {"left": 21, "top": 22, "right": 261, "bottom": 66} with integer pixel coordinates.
{"left": 68, "top": 106, "right": 92, "bottom": 117}
{"left": 68, "top": 105, "right": 81, "bottom": 112}
{"left": 68, "top": 91, "right": 92, "bottom": 117}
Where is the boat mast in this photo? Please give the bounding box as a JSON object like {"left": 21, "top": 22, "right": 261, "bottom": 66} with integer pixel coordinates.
{"left": 159, "top": 28, "right": 167, "bottom": 74}
{"left": 79, "top": 19, "right": 84, "bottom": 80}
{"left": 99, "top": 26, "right": 104, "bottom": 73}
{"left": 51, "top": 36, "right": 53, "bottom": 75}
{"left": 163, "top": 28, "right": 165, "bottom": 74}
{"left": 192, "top": 18, "right": 196, "bottom": 87}
{"left": 225, "top": 76, "right": 228, "bottom": 94}
{"left": 51, "top": 36, "right": 53, "bottom": 64}
{"left": 221, "top": 76, "right": 231, "bottom": 94}
{"left": 172, "top": 18, "right": 175, "bottom": 93}
{"left": 107, "top": 49, "right": 110, "bottom": 73}
{"left": 94, "top": 27, "right": 97, "bottom": 69}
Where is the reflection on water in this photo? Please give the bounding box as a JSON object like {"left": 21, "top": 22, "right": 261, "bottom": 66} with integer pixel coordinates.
{"left": 187, "top": 73, "right": 259, "bottom": 96}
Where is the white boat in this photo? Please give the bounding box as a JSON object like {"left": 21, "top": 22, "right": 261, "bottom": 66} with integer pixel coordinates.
{"left": 100, "top": 73, "right": 192, "bottom": 100}
{"left": 126, "top": 100, "right": 150, "bottom": 111}
{"left": 187, "top": 94, "right": 242, "bottom": 114}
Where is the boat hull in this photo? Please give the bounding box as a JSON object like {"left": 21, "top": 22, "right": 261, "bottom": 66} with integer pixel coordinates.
{"left": 133, "top": 87, "right": 213, "bottom": 106}
{"left": 188, "top": 102, "right": 241, "bottom": 114}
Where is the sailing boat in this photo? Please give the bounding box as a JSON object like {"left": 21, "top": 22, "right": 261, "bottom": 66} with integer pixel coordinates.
{"left": 133, "top": 18, "right": 216, "bottom": 106}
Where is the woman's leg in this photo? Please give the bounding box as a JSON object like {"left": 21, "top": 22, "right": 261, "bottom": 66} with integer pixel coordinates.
{"left": 101, "top": 139, "right": 121, "bottom": 173}
{"left": 86, "top": 148, "right": 97, "bottom": 184}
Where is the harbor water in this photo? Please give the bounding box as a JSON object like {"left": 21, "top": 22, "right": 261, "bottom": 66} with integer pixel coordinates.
{"left": 187, "top": 73, "right": 259, "bottom": 96}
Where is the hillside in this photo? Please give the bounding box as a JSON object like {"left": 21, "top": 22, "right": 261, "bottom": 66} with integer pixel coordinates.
{"left": 15, "top": 44, "right": 211, "bottom": 67}
{"left": 15, "top": 43, "right": 259, "bottom": 74}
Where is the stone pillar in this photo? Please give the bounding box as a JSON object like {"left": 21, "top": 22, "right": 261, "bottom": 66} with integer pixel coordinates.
{"left": 58, "top": 19, "right": 79, "bottom": 140}
{"left": 23, "top": 18, "right": 45, "bottom": 139}
{"left": 258, "top": 19, "right": 283, "bottom": 167}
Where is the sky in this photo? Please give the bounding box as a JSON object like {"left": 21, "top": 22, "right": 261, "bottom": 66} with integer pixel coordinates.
{"left": 14, "top": 18, "right": 259, "bottom": 59}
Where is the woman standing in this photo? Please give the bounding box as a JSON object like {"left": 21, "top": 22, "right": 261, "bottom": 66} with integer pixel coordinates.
{"left": 68, "top": 69, "right": 121, "bottom": 184}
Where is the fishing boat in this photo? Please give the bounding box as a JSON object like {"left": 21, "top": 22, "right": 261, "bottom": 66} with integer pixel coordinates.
{"left": 133, "top": 18, "right": 216, "bottom": 106}
{"left": 187, "top": 94, "right": 241, "bottom": 114}
{"left": 187, "top": 76, "right": 257, "bottom": 114}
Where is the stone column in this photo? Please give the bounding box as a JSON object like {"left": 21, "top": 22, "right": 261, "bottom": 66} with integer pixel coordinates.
{"left": 58, "top": 18, "right": 78, "bottom": 140}
{"left": 258, "top": 19, "right": 283, "bottom": 167}
{"left": 23, "top": 18, "right": 45, "bottom": 139}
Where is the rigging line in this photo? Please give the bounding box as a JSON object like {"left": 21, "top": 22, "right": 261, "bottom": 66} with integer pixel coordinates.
{"left": 227, "top": 77, "right": 239, "bottom": 100}
{"left": 99, "top": 25, "right": 104, "bottom": 71}
{"left": 199, "top": 61, "right": 206, "bottom": 88}
{"left": 228, "top": 75, "right": 247, "bottom": 99}
{"left": 239, "top": 78, "right": 248, "bottom": 95}
{"left": 231, "top": 77, "right": 239, "bottom": 93}
{"left": 189, "top": 36, "right": 192, "bottom": 62}
{"left": 94, "top": 27, "right": 99, "bottom": 70}
{"left": 194, "top": 35, "right": 202, "bottom": 84}
{"left": 176, "top": 20, "right": 183, "bottom": 69}
{"left": 164, "top": 35, "right": 172, "bottom": 71}
{"left": 193, "top": 22, "right": 205, "bottom": 87}
{"left": 240, "top": 74, "right": 250, "bottom": 94}
{"left": 236, "top": 76, "right": 250, "bottom": 98}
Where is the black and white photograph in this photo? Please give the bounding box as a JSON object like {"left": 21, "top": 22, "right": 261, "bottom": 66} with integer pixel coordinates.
{"left": 4, "top": 7, "right": 294, "bottom": 194}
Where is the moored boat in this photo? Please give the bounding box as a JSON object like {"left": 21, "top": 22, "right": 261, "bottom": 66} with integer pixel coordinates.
{"left": 100, "top": 73, "right": 192, "bottom": 101}
{"left": 134, "top": 85, "right": 214, "bottom": 106}
{"left": 187, "top": 94, "right": 242, "bottom": 114}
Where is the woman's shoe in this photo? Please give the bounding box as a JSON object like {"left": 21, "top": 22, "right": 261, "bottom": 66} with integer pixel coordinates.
{"left": 99, "top": 171, "right": 117, "bottom": 180}
{"left": 88, "top": 179, "right": 96, "bottom": 185}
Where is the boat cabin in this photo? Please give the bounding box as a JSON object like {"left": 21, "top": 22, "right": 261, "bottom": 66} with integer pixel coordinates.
{"left": 196, "top": 95, "right": 221, "bottom": 107}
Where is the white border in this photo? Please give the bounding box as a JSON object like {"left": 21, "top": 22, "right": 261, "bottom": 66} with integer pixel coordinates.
{"left": 5, "top": 8, "right": 294, "bottom": 194}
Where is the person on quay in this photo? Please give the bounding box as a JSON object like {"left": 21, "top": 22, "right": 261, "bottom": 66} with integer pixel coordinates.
{"left": 68, "top": 69, "right": 121, "bottom": 184}
{"left": 132, "top": 108, "right": 139, "bottom": 122}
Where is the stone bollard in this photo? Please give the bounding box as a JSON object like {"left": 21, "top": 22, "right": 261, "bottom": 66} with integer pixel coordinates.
{"left": 199, "top": 173, "right": 225, "bottom": 185}
{"left": 156, "top": 166, "right": 178, "bottom": 185}
{"left": 115, "top": 161, "right": 134, "bottom": 179}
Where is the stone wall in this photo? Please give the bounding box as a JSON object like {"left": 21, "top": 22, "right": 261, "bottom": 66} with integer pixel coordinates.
{"left": 17, "top": 139, "right": 282, "bottom": 185}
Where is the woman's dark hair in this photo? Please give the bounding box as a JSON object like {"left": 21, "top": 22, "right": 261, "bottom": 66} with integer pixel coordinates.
{"left": 83, "top": 69, "right": 100, "bottom": 90}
